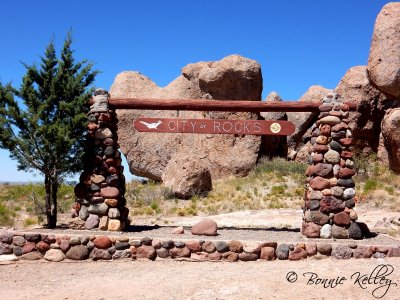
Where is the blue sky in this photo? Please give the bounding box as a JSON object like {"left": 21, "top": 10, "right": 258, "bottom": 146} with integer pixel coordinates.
{"left": 0, "top": 0, "right": 391, "bottom": 182}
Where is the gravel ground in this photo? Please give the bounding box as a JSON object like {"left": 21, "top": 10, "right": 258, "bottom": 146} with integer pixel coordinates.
{"left": 1, "top": 258, "right": 400, "bottom": 299}
{"left": 24, "top": 225, "right": 400, "bottom": 247}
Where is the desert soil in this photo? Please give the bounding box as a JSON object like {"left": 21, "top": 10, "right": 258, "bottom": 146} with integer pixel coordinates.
{"left": 2, "top": 205, "right": 400, "bottom": 300}
{"left": 1, "top": 258, "right": 400, "bottom": 300}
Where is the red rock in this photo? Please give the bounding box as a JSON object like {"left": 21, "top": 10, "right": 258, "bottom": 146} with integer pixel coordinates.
{"left": 108, "top": 166, "right": 119, "bottom": 174}
{"left": 228, "top": 240, "right": 243, "bottom": 253}
{"left": 320, "top": 124, "right": 331, "bottom": 136}
{"left": 100, "top": 187, "right": 120, "bottom": 199}
{"left": 87, "top": 123, "right": 98, "bottom": 131}
{"left": 172, "top": 226, "right": 184, "bottom": 234}
{"left": 169, "top": 246, "right": 191, "bottom": 258}
{"left": 12, "top": 236, "right": 26, "bottom": 247}
{"left": 313, "top": 163, "right": 333, "bottom": 177}
{"left": 319, "top": 104, "right": 333, "bottom": 112}
{"left": 136, "top": 245, "right": 156, "bottom": 260}
{"left": 353, "top": 246, "right": 372, "bottom": 259}
{"left": 191, "top": 220, "right": 218, "bottom": 236}
{"left": 339, "top": 168, "right": 356, "bottom": 178}
{"left": 22, "top": 242, "right": 36, "bottom": 254}
{"left": 311, "top": 153, "right": 324, "bottom": 163}
{"left": 306, "top": 165, "right": 314, "bottom": 176}
{"left": 130, "top": 246, "right": 137, "bottom": 258}
{"left": 322, "top": 189, "right": 332, "bottom": 196}
{"left": 334, "top": 212, "right": 351, "bottom": 226}
{"left": 59, "top": 239, "right": 71, "bottom": 253}
{"left": 243, "top": 242, "right": 261, "bottom": 254}
{"left": 313, "top": 144, "right": 329, "bottom": 153}
{"left": 20, "top": 251, "right": 43, "bottom": 261}
{"left": 302, "top": 222, "right": 320, "bottom": 238}
{"left": 306, "top": 243, "right": 317, "bottom": 256}
{"left": 94, "top": 236, "right": 113, "bottom": 249}
{"left": 222, "top": 252, "right": 239, "bottom": 262}
{"left": 309, "top": 176, "right": 331, "bottom": 190}
{"left": 341, "top": 151, "right": 354, "bottom": 159}
{"left": 332, "top": 122, "right": 349, "bottom": 132}
{"left": 202, "top": 241, "right": 216, "bottom": 253}
{"left": 388, "top": 247, "right": 400, "bottom": 257}
{"left": 329, "top": 111, "right": 342, "bottom": 117}
{"left": 99, "top": 113, "right": 111, "bottom": 122}
{"left": 208, "top": 251, "right": 222, "bottom": 260}
{"left": 36, "top": 241, "right": 50, "bottom": 253}
{"left": 92, "top": 248, "right": 112, "bottom": 260}
{"left": 320, "top": 196, "right": 345, "bottom": 214}
{"left": 260, "top": 247, "right": 275, "bottom": 260}
{"left": 238, "top": 252, "right": 258, "bottom": 261}
{"left": 339, "top": 138, "right": 353, "bottom": 146}
{"left": 185, "top": 240, "right": 201, "bottom": 252}
{"left": 340, "top": 159, "right": 346, "bottom": 168}
{"left": 289, "top": 247, "right": 308, "bottom": 260}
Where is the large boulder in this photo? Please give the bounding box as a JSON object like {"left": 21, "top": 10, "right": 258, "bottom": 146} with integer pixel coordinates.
{"left": 260, "top": 91, "right": 288, "bottom": 158}
{"left": 335, "top": 66, "right": 395, "bottom": 152}
{"left": 381, "top": 108, "right": 400, "bottom": 172}
{"left": 110, "top": 55, "right": 262, "bottom": 182}
{"left": 367, "top": 3, "right": 400, "bottom": 98}
{"left": 161, "top": 154, "right": 212, "bottom": 199}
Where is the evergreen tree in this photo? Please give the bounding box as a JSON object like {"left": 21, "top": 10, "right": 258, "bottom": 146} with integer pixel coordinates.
{"left": 0, "top": 33, "right": 98, "bottom": 228}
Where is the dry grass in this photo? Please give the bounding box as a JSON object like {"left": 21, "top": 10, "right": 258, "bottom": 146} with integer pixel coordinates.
{"left": 354, "top": 153, "right": 400, "bottom": 211}
{"left": 0, "top": 183, "right": 74, "bottom": 227}
{"left": 125, "top": 157, "right": 306, "bottom": 218}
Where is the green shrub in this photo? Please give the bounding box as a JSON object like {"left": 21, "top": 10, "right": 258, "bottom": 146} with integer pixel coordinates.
{"left": 0, "top": 202, "right": 15, "bottom": 226}
{"left": 364, "top": 179, "right": 378, "bottom": 193}
{"left": 269, "top": 184, "right": 288, "bottom": 195}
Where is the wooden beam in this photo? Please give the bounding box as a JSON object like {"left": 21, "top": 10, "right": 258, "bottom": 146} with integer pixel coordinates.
{"left": 91, "top": 98, "right": 358, "bottom": 112}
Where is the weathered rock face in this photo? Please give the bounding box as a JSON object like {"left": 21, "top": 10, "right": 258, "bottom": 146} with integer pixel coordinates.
{"left": 381, "top": 108, "right": 400, "bottom": 172}
{"left": 260, "top": 92, "right": 288, "bottom": 158}
{"left": 287, "top": 86, "right": 332, "bottom": 161}
{"left": 367, "top": 3, "right": 400, "bottom": 98}
{"left": 335, "top": 66, "right": 395, "bottom": 152}
{"left": 161, "top": 154, "right": 212, "bottom": 199}
{"left": 110, "top": 55, "right": 262, "bottom": 182}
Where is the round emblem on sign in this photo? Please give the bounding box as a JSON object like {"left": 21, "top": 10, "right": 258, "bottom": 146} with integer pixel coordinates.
{"left": 270, "top": 122, "right": 281, "bottom": 133}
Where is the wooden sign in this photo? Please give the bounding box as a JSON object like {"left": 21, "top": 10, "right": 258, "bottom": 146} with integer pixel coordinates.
{"left": 134, "top": 118, "right": 295, "bottom": 136}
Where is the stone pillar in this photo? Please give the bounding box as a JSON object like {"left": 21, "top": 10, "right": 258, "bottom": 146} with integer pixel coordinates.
{"left": 72, "top": 88, "right": 129, "bottom": 231}
{"left": 302, "top": 93, "right": 365, "bottom": 239}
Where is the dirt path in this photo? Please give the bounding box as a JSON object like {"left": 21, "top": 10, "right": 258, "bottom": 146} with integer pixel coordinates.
{"left": 1, "top": 258, "right": 400, "bottom": 300}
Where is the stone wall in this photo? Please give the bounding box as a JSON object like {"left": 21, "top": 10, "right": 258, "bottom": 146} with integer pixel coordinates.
{"left": 0, "top": 231, "right": 399, "bottom": 262}
{"left": 71, "top": 89, "right": 129, "bottom": 231}
{"left": 302, "top": 93, "right": 368, "bottom": 239}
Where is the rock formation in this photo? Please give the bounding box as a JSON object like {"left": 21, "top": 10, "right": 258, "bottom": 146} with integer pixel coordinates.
{"left": 381, "top": 108, "right": 400, "bottom": 172}
{"left": 367, "top": 2, "right": 400, "bottom": 98}
{"left": 335, "top": 66, "right": 394, "bottom": 153}
{"left": 110, "top": 55, "right": 263, "bottom": 189}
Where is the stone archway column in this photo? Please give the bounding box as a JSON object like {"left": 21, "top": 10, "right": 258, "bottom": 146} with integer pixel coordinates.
{"left": 72, "top": 88, "right": 129, "bottom": 231}
{"left": 302, "top": 93, "right": 365, "bottom": 239}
